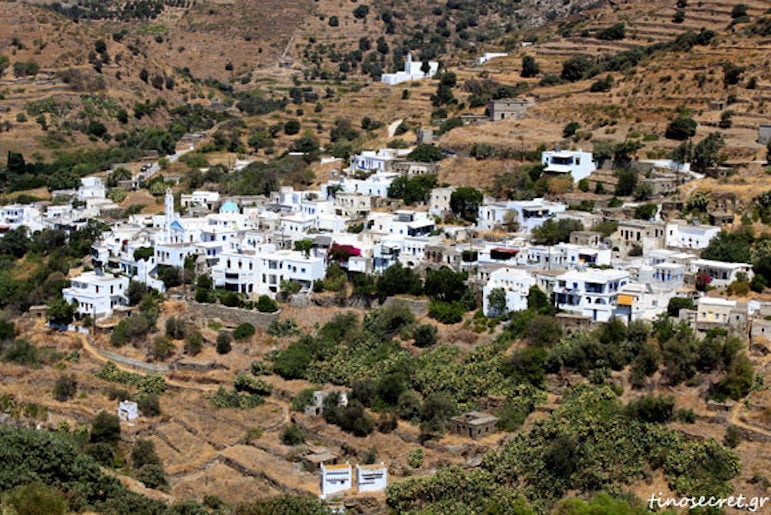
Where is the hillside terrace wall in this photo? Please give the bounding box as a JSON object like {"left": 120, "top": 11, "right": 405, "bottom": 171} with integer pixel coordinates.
{"left": 187, "top": 302, "right": 279, "bottom": 328}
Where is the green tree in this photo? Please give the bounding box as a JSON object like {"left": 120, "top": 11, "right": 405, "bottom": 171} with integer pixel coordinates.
{"left": 424, "top": 268, "right": 469, "bottom": 303}
{"left": 53, "top": 375, "right": 77, "bottom": 401}
{"left": 283, "top": 119, "right": 300, "bottom": 135}
{"left": 137, "top": 394, "right": 161, "bottom": 417}
{"left": 505, "top": 345, "right": 547, "bottom": 387}
{"left": 531, "top": 219, "right": 584, "bottom": 245}
{"left": 614, "top": 168, "right": 638, "bottom": 196}
{"left": 596, "top": 23, "right": 625, "bottom": 40}
{"left": 256, "top": 295, "right": 278, "bottom": 313}
{"left": 376, "top": 263, "right": 423, "bottom": 299}
{"left": 701, "top": 230, "right": 753, "bottom": 263}
{"left": 633, "top": 203, "right": 658, "bottom": 220}
{"left": 216, "top": 331, "right": 232, "bottom": 354}
{"left": 407, "top": 144, "right": 444, "bottom": 162}
{"left": 412, "top": 324, "right": 437, "bottom": 348}
{"left": 527, "top": 286, "right": 551, "bottom": 313}
{"left": 691, "top": 132, "right": 725, "bottom": 173}
{"left": 665, "top": 116, "right": 697, "bottom": 140}
{"left": 667, "top": 297, "right": 695, "bottom": 317}
{"left": 450, "top": 186, "right": 483, "bottom": 222}
{"left": 353, "top": 4, "right": 369, "bottom": 18}
{"left": 233, "top": 323, "right": 256, "bottom": 341}
{"left": 561, "top": 55, "right": 592, "bottom": 82}
{"left": 486, "top": 288, "right": 508, "bottom": 318}
{"left": 563, "top": 122, "right": 580, "bottom": 138}
{"left": 47, "top": 298, "right": 75, "bottom": 326}
{"left": 184, "top": 331, "right": 203, "bottom": 355}
{"left": 281, "top": 423, "right": 306, "bottom": 445}
{"left": 387, "top": 174, "right": 437, "bottom": 204}
{"left": 521, "top": 55, "right": 540, "bottom": 77}
{"left": 90, "top": 411, "right": 121, "bottom": 445}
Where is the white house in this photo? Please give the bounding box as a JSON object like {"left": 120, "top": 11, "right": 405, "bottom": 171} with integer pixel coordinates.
{"left": 478, "top": 52, "right": 508, "bottom": 64}
{"left": 483, "top": 267, "right": 536, "bottom": 316}
{"left": 614, "top": 282, "right": 673, "bottom": 322}
{"left": 356, "top": 463, "right": 388, "bottom": 493}
{"left": 368, "top": 210, "right": 435, "bottom": 237}
{"left": 181, "top": 191, "right": 221, "bottom": 211}
{"left": 320, "top": 463, "right": 352, "bottom": 499}
{"left": 525, "top": 243, "right": 611, "bottom": 270}
{"left": 211, "top": 245, "right": 326, "bottom": 297}
{"left": 336, "top": 173, "right": 398, "bottom": 198}
{"left": 552, "top": 268, "right": 630, "bottom": 322}
{"left": 0, "top": 204, "right": 44, "bottom": 232}
{"left": 541, "top": 150, "right": 596, "bottom": 183}
{"left": 62, "top": 270, "right": 130, "bottom": 319}
{"left": 692, "top": 259, "right": 753, "bottom": 287}
{"left": 381, "top": 52, "right": 438, "bottom": 85}
{"left": 77, "top": 177, "right": 106, "bottom": 200}
{"left": 350, "top": 149, "right": 398, "bottom": 174}
{"left": 665, "top": 222, "right": 720, "bottom": 250}
{"left": 637, "top": 262, "right": 685, "bottom": 290}
{"left": 478, "top": 198, "right": 566, "bottom": 232}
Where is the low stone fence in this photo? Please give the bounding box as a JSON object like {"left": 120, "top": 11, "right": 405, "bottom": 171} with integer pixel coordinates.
{"left": 187, "top": 302, "right": 279, "bottom": 328}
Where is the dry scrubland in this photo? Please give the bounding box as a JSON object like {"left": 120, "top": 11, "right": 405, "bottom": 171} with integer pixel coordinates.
{"left": 2, "top": 302, "right": 770, "bottom": 506}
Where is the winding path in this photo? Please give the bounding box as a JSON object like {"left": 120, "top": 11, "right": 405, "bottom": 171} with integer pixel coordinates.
{"left": 727, "top": 354, "right": 771, "bottom": 439}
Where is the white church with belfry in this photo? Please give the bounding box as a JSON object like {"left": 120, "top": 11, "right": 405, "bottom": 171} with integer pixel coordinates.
{"left": 381, "top": 52, "right": 439, "bottom": 85}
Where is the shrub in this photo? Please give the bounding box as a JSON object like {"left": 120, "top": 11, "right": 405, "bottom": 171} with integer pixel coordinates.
{"left": 561, "top": 55, "right": 592, "bottom": 82}
{"left": 407, "top": 448, "right": 424, "bottom": 468}
{"left": 563, "top": 122, "right": 580, "bottom": 138}
{"left": 428, "top": 301, "right": 466, "bottom": 324}
{"left": 596, "top": 23, "right": 625, "bottom": 40}
{"left": 624, "top": 395, "right": 675, "bottom": 423}
{"left": 377, "top": 413, "right": 398, "bottom": 433}
{"left": 676, "top": 409, "right": 696, "bottom": 423}
{"left": 210, "top": 386, "right": 265, "bottom": 409}
{"left": 3, "top": 483, "right": 68, "bottom": 515}
{"left": 216, "top": 331, "right": 232, "bottom": 354}
{"left": 233, "top": 323, "right": 255, "bottom": 341}
{"left": 667, "top": 297, "right": 695, "bottom": 317}
{"left": 53, "top": 375, "right": 77, "bottom": 401}
{"left": 90, "top": 411, "right": 120, "bottom": 445}
{"left": 2, "top": 339, "right": 38, "bottom": 366}
{"left": 723, "top": 425, "right": 741, "bottom": 448}
{"left": 281, "top": 423, "right": 306, "bottom": 445}
{"left": 184, "top": 331, "right": 203, "bottom": 355}
{"left": 234, "top": 374, "right": 272, "bottom": 396}
{"left": 137, "top": 394, "right": 161, "bottom": 417}
{"left": 135, "top": 464, "right": 167, "bottom": 489}
{"left": 256, "top": 295, "right": 278, "bottom": 313}
{"left": 413, "top": 324, "right": 437, "bottom": 348}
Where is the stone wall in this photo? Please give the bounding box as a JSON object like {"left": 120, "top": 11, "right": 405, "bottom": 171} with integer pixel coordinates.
{"left": 187, "top": 302, "right": 279, "bottom": 328}
{"left": 382, "top": 297, "right": 429, "bottom": 316}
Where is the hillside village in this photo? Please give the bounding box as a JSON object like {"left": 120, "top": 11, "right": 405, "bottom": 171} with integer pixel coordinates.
{"left": 0, "top": 0, "right": 770, "bottom": 513}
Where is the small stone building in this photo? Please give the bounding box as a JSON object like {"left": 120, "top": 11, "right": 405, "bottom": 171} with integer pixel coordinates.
{"left": 758, "top": 124, "right": 771, "bottom": 145}
{"left": 302, "top": 446, "right": 339, "bottom": 470}
{"left": 448, "top": 411, "right": 499, "bottom": 439}
{"left": 489, "top": 98, "right": 533, "bottom": 121}
{"left": 118, "top": 400, "right": 138, "bottom": 421}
